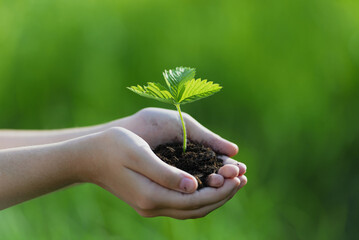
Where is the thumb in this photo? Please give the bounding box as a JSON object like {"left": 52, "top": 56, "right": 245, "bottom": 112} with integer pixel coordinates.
{"left": 186, "top": 116, "right": 238, "bottom": 157}
{"left": 127, "top": 146, "right": 198, "bottom": 193}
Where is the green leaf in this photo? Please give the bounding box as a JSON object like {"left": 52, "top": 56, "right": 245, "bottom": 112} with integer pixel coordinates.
{"left": 177, "top": 78, "right": 222, "bottom": 104}
{"left": 163, "top": 67, "right": 195, "bottom": 96}
{"left": 127, "top": 82, "right": 174, "bottom": 104}
{"left": 127, "top": 67, "right": 222, "bottom": 106}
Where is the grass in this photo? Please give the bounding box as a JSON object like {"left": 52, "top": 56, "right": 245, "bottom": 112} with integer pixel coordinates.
{"left": 0, "top": 0, "right": 358, "bottom": 239}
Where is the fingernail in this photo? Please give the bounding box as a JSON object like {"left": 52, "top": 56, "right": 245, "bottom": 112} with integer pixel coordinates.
{"left": 234, "top": 143, "right": 239, "bottom": 150}
{"left": 180, "top": 178, "right": 196, "bottom": 192}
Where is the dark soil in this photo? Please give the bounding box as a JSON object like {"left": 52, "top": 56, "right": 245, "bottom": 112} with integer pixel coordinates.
{"left": 153, "top": 141, "right": 223, "bottom": 189}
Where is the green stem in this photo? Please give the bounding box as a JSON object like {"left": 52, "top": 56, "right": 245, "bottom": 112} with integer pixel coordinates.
{"left": 175, "top": 104, "right": 187, "bottom": 152}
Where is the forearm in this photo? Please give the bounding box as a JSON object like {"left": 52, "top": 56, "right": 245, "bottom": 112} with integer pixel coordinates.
{"left": 0, "top": 116, "right": 132, "bottom": 150}
{"left": 0, "top": 138, "right": 90, "bottom": 210}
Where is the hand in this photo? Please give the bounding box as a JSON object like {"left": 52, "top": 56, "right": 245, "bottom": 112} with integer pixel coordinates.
{"left": 109, "top": 107, "right": 247, "bottom": 188}
{"left": 0, "top": 107, "right": 246, "bottom": 213}
{"left": 77, "top": 127, "right": 246, "bottom": 219}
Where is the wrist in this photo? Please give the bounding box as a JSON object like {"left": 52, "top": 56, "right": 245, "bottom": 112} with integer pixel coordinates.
{"left": 61, "top": 132, "right": 107, "bottom": 184}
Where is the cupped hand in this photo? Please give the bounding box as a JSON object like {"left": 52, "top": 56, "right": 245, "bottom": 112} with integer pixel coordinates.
{"left": 80, "top": 127, "right": 246, "bottom": 219}
{"left": 111, "top": 107, "right": 247, "bottom": 187}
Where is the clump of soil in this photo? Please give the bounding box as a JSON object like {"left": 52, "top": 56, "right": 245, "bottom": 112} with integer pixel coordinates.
{"left": 153, "top": 141, "right": 223, "bottom": 189}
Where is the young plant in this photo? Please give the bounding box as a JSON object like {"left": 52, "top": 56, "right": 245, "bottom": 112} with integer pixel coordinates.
{"left": 127, "top": 67, "right": 222, "bottom": 152}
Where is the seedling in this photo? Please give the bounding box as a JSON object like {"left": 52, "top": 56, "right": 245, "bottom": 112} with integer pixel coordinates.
{"left": 127, "top": 67, "right": 222, "bottom": 152}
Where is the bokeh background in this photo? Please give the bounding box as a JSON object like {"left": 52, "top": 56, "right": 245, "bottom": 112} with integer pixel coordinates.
{"left": 1, "top": 0, "right": 359, "bottom": 239}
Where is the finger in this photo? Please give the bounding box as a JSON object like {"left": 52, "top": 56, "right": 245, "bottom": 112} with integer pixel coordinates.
{"left": 154, "top": 178, "right": 241, "bottom": 210}
{"left": 143, "top": 181, "right": 240, "bottom": 219}
{"left": 125, "top": 144, "right": 198, "bottom": 194}
{"left": 207, "top": 174, "right": 224, "bottom": 188}
{"left": 218, "top": 164, "right": 240, "bottom": 178}
{"left": 238, "top": 175, "right": 248, "bottom": 189}
{"left": 185, "top": 115, "right": 238, "bottom": 157}
{"left": 120, "top": 167, "right": 239, "bottom": 211}
{"left": 219, "top": 155, "right": 247, "bottom": 176}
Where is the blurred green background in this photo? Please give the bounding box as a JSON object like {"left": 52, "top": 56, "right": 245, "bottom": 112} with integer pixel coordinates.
{"left": 1, "top": 0, "right": 358, "bottom": 239}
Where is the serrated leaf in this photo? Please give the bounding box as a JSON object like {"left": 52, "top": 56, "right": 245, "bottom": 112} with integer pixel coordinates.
{"left": 163, "top": 67, "right": 195, "bottom": 96}
{"left": 127, "top": 67, "right": 222, "bottom": 105}
{"left": 127, "top": 82, "right": 174, "bottom": 104}
{"left": 127, "top": 67, "right": 222, "bottom": 153}
{"left": 177, "top": 78, "right": 222, "bottom": 104}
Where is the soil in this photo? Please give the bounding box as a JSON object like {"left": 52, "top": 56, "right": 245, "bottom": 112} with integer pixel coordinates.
{"left": 153, "top": 141, "right": 223, "bottom": 189}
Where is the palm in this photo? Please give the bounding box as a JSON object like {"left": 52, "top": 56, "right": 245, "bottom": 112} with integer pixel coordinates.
{"left": 126, "top": 108, "right": 237, "bottom": 158}
{"left": 129, "top": 108, "right": 187, "bottom": 148}
{"left": 121, "top": 107, "right": 246, "bottom": 187}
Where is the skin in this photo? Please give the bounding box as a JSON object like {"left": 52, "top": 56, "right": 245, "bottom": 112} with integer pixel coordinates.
{"left": 0, "top": 108, "right": 247, "bottom": 219}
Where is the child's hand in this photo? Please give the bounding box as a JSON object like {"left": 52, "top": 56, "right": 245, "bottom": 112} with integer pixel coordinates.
{"left": 75, "top": 127, "right": 246, "bottom": 219}
{"left": 0, "top": 107, "right": 246, "bottom": 215}
{"left": 108, "top": 107, "right": 247, "bottom": 188}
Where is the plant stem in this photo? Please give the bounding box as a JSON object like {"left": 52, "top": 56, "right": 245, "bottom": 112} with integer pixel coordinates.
{"left": 175, "top": 104, "right": 187, "bottom": 152}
